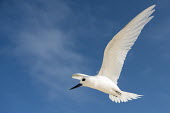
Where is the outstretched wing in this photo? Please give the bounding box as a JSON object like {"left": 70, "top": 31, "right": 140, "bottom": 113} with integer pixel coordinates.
{"left": 98, "top": 5, "right": 156, "bottom": 84}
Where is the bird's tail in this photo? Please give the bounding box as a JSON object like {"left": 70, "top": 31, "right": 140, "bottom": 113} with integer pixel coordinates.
{"left": 109, "top": 91, "right": 142, "bottom": 103}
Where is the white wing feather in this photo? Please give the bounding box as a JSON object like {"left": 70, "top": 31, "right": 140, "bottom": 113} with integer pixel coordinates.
{"left": 98, "top": 5, "right": 156, "bottom": 84}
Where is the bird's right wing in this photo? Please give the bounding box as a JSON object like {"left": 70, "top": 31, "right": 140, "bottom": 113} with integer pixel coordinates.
{"left": 98, "top": 5, "right": 156, "bottom": 84}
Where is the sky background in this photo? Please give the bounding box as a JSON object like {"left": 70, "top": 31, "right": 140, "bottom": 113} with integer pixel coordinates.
{"left": 0, "top": 0, "right": 170, "bottom": 113}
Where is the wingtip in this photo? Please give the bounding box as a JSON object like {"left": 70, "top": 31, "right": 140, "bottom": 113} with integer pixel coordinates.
{"left": 150, "top": 4, "right": 156, "bottom": 8}
{"left": 149, "top": 15, "right": 154, "bottom": 19}
{"left": 147, "top": 5, "right": 156, "bottom": 11}
{"left": 152, "top": 4, "right": 156, "bottom": 7}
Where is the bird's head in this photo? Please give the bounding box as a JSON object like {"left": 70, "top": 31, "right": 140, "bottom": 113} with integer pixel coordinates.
{"left": 70, "top": 73, "right": 90, "bottom": 90}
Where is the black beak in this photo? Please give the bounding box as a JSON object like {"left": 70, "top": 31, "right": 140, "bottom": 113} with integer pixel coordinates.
{"left": 70, "top": 83, "right": 82, "bottom": 90}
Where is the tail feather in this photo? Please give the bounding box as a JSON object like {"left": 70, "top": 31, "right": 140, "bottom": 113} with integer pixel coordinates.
{"left": 109, "top": 91, "right": 142, "bottom": 103}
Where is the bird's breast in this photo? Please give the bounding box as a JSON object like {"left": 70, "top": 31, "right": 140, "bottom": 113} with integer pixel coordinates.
{"left": 86, "top": 76, "right": 120, "bottom": 95}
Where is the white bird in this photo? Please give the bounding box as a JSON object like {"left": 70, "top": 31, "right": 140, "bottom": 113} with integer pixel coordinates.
{"left": 70, "top": 5, "right": 155, "bottom": 103}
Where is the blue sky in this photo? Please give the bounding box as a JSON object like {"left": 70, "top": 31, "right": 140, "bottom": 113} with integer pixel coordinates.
{"left": 0, "top": 0, "right": 170, "bottom": 113}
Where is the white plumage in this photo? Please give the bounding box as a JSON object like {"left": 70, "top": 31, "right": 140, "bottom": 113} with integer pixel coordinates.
{"left": 71, "top": 5, "right": 155, "bottom": 103}
{"left": 98, "top": 5, "right": 155, "bottom": 84}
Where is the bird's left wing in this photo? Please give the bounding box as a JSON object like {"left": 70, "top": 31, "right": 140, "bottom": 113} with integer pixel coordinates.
{"left": 98, "top": 5, "right": 155, "bottom": 84}
{"left": 72, "top": 73, "right": 88, "bottom": 80}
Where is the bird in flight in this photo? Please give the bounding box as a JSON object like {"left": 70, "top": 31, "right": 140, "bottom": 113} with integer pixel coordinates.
{"left": 70, "top": 5, "right": 155, "bottom": 103}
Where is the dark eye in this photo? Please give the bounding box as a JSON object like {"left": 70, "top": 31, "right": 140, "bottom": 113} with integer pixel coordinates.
{"left": 82, "top": 78, "right": 86, "bottom": 81}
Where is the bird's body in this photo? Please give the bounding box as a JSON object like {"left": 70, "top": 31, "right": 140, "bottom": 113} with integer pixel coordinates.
{"left": 82, "top": 76, "right": 120, "bottom": 95}
{"left": 70, "top": 5, "right": 156, "bottom": 103}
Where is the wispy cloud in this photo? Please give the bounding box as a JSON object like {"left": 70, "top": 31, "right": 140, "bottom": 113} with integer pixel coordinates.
{"left": 1, "top": 0, "right": 92, "bottom": 103}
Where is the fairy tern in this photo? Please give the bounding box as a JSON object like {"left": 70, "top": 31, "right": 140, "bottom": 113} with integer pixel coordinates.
{"left": 70, "top": 5, "right": 155, "bottom": 103}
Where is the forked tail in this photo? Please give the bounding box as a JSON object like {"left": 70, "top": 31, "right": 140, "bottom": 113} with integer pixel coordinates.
{"left": 109, "top": 91, "right": 143, "bottom": 103}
